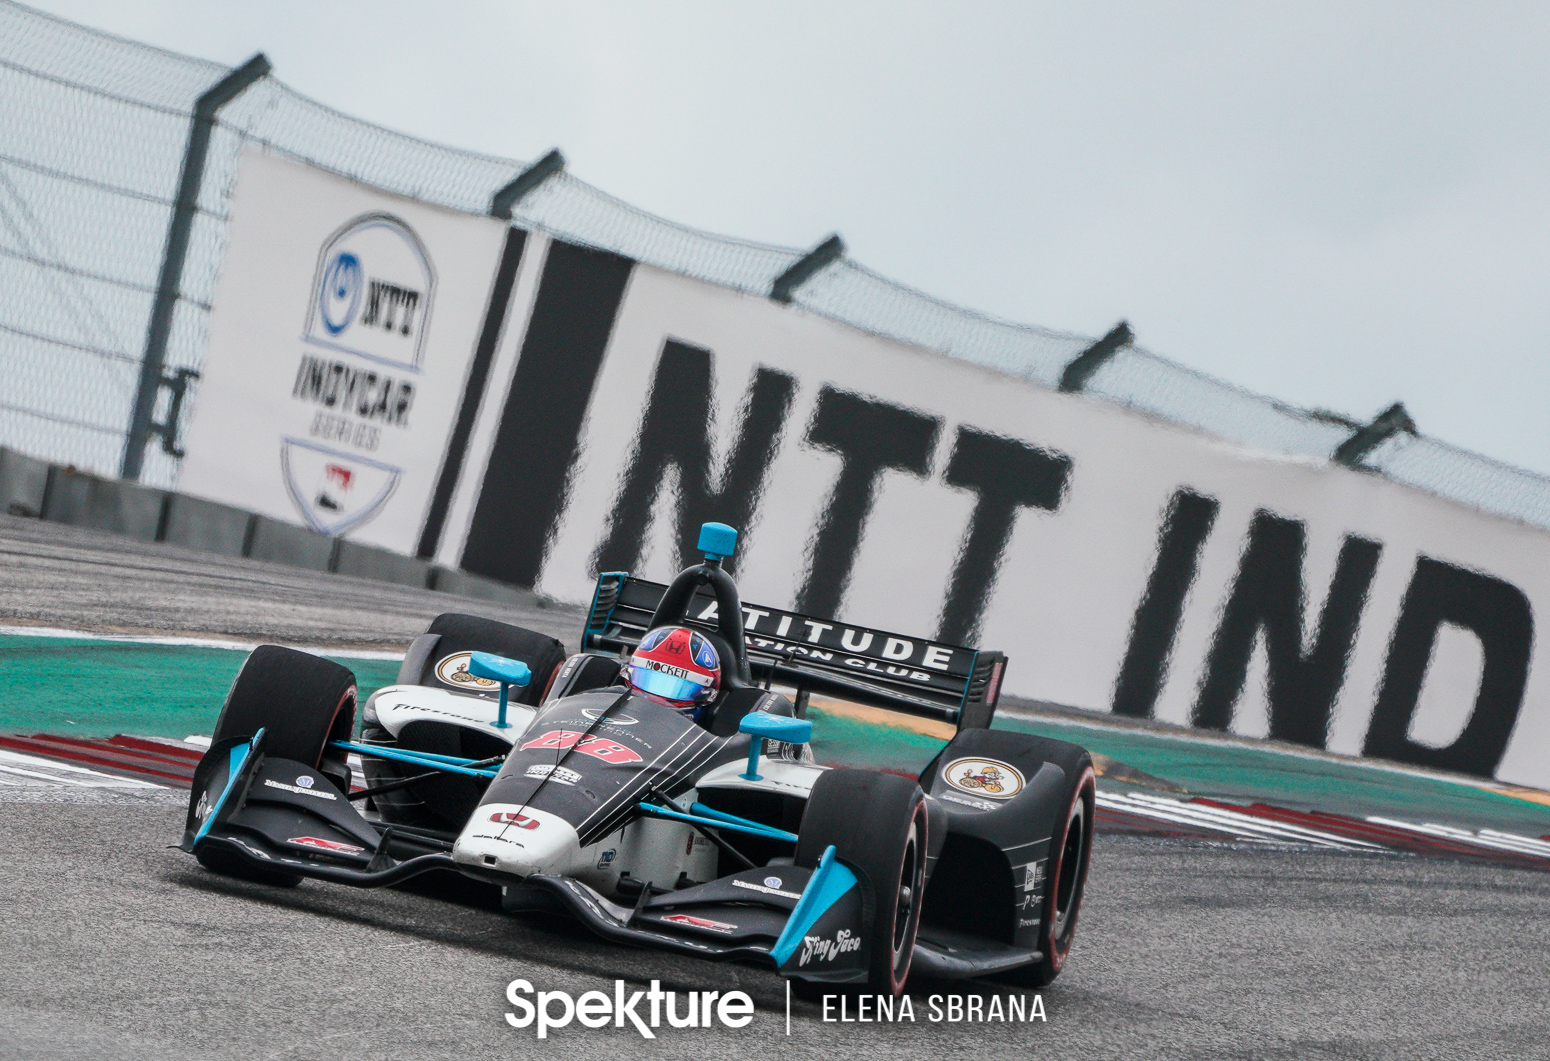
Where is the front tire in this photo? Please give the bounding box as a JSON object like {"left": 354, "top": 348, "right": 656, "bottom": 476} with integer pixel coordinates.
{"left": 199, "top": 645, "right": 358, "bottom": 887}
{"left": 796, "top": 769, "right": 929, "bottom": 996}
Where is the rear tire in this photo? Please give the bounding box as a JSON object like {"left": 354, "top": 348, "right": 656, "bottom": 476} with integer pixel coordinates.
{"left": 401, "top": 613, "right": 566, "bottom": 703}
{"left": 365, "top": 614, "right": 567, "bottom": 832}
{"left": 1006, "top": 760, "right": 1095, "bottom": 987}
{"left": 796, "top": 769, "right": 928, "bottom": 996}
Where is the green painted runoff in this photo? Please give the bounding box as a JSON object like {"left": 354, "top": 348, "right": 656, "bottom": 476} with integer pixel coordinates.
{"left": 0, "top": 634, "right": 399, "bottom": 739}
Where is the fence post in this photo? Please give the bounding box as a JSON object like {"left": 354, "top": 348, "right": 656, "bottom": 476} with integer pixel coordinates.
{"left": 122, "top": 53, "right": 270, "bottom": 480}
{"left": 1333, "top": 402, "right": 1416, "bottom": 467}
{"left": 490, "top": 148, "right": 565, "bottom": 220}
{"left": 770, "top": 234, "right": 845, "bottom": 303}
{"left": 1059, "top": 321, "right": 1133, "bottom": 393}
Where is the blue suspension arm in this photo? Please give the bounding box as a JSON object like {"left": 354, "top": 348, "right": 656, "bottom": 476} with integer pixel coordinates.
{"left": 330, "top": 740, "right": 500, "bottom": 779}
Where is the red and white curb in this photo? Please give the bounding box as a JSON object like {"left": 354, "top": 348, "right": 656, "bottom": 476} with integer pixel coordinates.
{"left": 1097, "top": 790, "right": 1550, "bottom": 867}
{"left": 0, "top": 747, "right": 168, "bottom": 790}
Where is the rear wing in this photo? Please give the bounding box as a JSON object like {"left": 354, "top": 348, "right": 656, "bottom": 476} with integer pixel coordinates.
{"left": 580, "top": 573, "right": 1006, "bottom": 731}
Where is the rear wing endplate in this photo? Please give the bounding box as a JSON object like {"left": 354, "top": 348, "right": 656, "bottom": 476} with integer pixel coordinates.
{"left": 581, "top": 573, "right": 1005, "bottom": 731}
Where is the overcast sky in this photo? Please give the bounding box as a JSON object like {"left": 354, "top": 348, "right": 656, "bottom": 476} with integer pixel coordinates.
{"left": 31, "top": 1, "right": 1550, "bottom": 476}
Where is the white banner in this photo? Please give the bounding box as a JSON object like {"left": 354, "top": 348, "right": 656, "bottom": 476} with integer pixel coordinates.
{"left": 459, "top": 259, "right": 1550, "bottom": 788}
{"left": 180, "top": 151, "right": 509, "bottom": 552}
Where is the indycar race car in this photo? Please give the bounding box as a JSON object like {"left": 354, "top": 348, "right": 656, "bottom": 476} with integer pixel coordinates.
{"left": 180, "top": 523, "right": 1095, "bottom": 994}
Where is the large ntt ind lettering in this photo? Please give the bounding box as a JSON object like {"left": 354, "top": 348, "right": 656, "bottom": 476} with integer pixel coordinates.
{"left": 795, "top": 388, "right": 942, "bottom": 620}
{"left": 1363, "top": 556, "right": 1533, "bottom": 778}
{"left": 594, "top": 340, "right": 796, "bottom": 576}
{"left": 1191, "top": 512, "right": 1382, "bottom": 747}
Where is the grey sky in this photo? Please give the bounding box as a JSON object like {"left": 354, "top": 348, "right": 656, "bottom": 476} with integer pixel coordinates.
{"left": 30, "top": 1, "right": 1550, "bottom": 475}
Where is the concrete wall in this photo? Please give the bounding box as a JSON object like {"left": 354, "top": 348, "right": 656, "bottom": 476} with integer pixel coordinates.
{"left": 0, "top": 446, "right": 535, "bottom": 611}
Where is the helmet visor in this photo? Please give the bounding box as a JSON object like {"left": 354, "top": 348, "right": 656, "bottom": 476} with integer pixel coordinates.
{"left": 629, "top": 662, "right": 712, "bottom": 705}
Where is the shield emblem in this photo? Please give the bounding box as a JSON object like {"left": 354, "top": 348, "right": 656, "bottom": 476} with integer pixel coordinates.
{"left": 280, "top": 438, "right": 402, "bottom": 536}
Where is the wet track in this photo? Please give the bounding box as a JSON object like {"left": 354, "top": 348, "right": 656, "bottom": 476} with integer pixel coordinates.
{"left": 3, "top": 517, "right": 1549, "bottom": 1059}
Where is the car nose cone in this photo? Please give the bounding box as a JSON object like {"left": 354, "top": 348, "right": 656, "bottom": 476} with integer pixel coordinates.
{"left": 452, "top": 803, "right": 580, "bottom": 878}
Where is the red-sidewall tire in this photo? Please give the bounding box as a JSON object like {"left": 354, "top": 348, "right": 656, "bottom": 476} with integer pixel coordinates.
{"left": 1015, "top": 764, "right": 1095, "bottom": 986}
{"left": 796, "top": 769, "right": 928, "bottom": 996}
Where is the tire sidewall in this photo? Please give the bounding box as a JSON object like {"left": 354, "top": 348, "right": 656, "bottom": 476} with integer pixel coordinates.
{"left": 1039, "top": 765, "right": 1095, "bottom": 977}
{"left": 874, "top": 794, "right": 929, "bottom": 993}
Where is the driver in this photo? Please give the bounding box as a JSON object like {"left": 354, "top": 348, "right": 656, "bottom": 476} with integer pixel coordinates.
{"left": 627, "top": 625, "right": 722, "bottom": 725}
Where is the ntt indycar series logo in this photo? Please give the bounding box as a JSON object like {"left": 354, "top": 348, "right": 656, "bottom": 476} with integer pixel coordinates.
{"left": 304, "top": 213, "right": 434, "bottom": 370}
{"left": 503, "top": 979, "right": 1046, "bottom": 1038}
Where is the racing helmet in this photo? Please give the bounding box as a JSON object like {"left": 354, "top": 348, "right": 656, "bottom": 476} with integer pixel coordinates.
{"left": 628, "top": 625, "right": 721, "bottom": 717}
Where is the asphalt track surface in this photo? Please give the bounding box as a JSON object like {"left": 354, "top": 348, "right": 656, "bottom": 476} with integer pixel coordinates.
{"left": 0, "top": 512, "right": 582, "bottom": 648}
{"left": 4, "top": 516, "right": 1550, "bottom": 1058}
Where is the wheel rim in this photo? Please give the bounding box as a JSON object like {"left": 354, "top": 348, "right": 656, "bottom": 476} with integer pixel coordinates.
{"left": 1052, "top": 797, "right": 1085, "bottom": 938}
{"left": 892, "top": 816, "right": 923, "bottom": 962}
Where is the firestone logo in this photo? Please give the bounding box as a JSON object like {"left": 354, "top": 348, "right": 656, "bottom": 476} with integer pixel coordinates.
{"left": 505, "top": 979, "right": 754, "bottom": 1039}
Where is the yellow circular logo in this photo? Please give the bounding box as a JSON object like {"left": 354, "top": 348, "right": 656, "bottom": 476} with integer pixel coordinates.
{"left": 943, "top": 757, "right": 1024, "bottom": 799}
{"left": 434, "top": 652, "right": 499, "bottom": 691}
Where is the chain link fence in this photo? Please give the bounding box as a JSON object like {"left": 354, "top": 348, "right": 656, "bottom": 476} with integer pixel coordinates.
{"left": 2, "top": 0, "right": 1548, "bottom": 536}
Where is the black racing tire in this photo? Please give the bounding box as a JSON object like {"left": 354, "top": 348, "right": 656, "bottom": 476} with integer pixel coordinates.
{"left": 921, "top": 728, "right": 1096, "bottom": 988}
{"left": 365, "top": 614, "right": 567, "bottom": 832}
{"left": 796, "top": 769, "right": 929, "bottom": 996}
{"left": 404, "top": 613, "right": 567, "bottom": 705}
{"left": 201, "top": 645, "right": 357, "bottom": 888}
{"left": 1007, "top": 754, "right": 1095, "bottom": 987}
{"left": 211, "top": 645, "right": 357, "bottom": 785}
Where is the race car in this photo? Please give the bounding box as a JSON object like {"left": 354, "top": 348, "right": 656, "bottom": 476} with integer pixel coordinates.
{"left": 180, "top": 523, "right": 1095, "bottom": 995}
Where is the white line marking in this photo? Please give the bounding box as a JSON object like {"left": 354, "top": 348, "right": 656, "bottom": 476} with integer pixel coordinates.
{"left": 1367, "top": 818, "right": 1550, "bottom": 859}
{"left": 1098, "top": 792, "right": 1378, "bottom": 850}
{"left": 0, "top": 624, "right": 403, "bottom": 660}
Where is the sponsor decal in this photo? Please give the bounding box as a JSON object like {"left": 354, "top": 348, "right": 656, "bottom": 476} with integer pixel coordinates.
{"left": 435, "top": 651, "right": 501, "bottom": 692}
{"left": 596, "top": 849, "right": 617, "bottom": 868}
{"left": 505, "top": 979, "right": 756, "bottom": 1038}
{"left": 798, "top": 928, "right": 863, "bottom": 966}
{"left": 731, "top": 878, "right": 803, "bottom": 900}
{"left": 263, "top": 778, "right": 338, "bottom": 800}
{"left": 1018, "top": 916, "right": 1040, "bottom": 927}
{"left": 295, "top": 775, "right": 315, "bottom": 788}
{"left": 280, "top": 437, "right": 402, "bottom": 535}
{"left": 661, "top": 913, "right": 736, "bottom": 934}
{"left": 491, "top": 811, "right": 540, "bottom": 830}
{"left": 1023, "top": 861, "right": 1044, "bottom": 890}
{"left": 633, "top": 656, "right": 713, "bottom": 688}
{"left": 288, "top": 836, "right": 363, "bottom": 854}
{"left": 305, "top": 213, "right": 434, "bottom": 370}
{"left": 193, "top": 790, "right": 211, "bottom": 822}
{"left": 580, "top": 707, "right": 638, "bottom": 725}
{"left": 938, "top": 791, "right": 996, "bottom": 811}
{"left": 525, "top": 763, "right": 582, "bottom": 785}
{"left": 943, "top": 757, "right": 1024, "bottom": 799}
{"left": 683, "top": 597, "right": 968, "bottom": 678}
{"left": 520, "top": 730, "right": 644, "bottom": 765}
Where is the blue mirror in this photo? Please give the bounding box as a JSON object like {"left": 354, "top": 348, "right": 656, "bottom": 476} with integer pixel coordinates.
{"left": 739, "top": 712, "right": 811, "bottom": 745}
{"left": 698, "top": 522, "right": 738, "bottom": 562}
{"left": 467, "top": 652, "right": 531, "bottom": 687}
